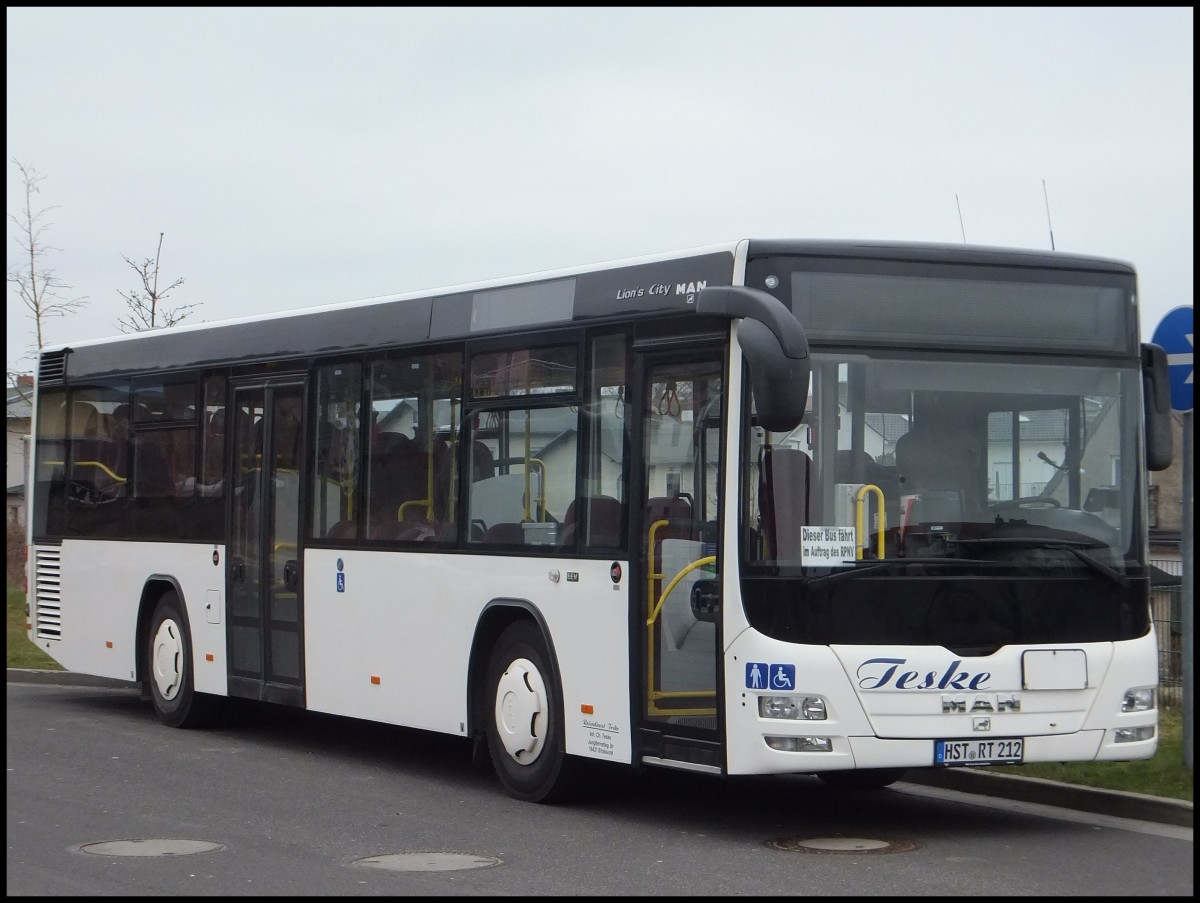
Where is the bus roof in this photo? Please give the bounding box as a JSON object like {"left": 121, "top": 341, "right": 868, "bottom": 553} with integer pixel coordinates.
{"left": 37, "top": 239, "right": 1136, "bottom": 382}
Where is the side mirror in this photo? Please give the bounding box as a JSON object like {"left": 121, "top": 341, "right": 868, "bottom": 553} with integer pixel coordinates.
{"left": 697, "top": 286, "right": 811, "bottom": 432}
{"left": 1141, "top": 343, "right": 1173, "bottom": 472}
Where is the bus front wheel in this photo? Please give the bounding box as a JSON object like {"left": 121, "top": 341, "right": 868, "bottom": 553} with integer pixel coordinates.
{"left": 484, "top": 620, "right": 575, "bottom": 803}
{"left": 147, "top": 590, "right": 220, "bottom": 729}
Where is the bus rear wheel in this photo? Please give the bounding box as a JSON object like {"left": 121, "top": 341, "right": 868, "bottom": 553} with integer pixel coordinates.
{"left": 147, "top": 590, "right": 220, "bottom": 729}
{"left": 484, "top": 620, "right": 575, "bottom": 803}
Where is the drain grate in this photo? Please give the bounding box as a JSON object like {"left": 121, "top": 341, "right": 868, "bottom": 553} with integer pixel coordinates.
{"left": 354, "top": 851, "right": 503, "bottom": 872}
{"left": 767, "top": 835, "right": 918, "bottom": 854}
{"left": 77, "top": 839, "right": 225, "bottom": 857}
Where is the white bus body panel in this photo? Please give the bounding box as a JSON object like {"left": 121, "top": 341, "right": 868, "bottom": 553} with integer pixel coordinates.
{"left": 723, "top": 628, "right": 1159, "bottom": 774}
{"left": 303, "top": 548, "right": 633, "bottom": 765}
{"left": 30, "top": 539, "right": 228, "bottom": 695}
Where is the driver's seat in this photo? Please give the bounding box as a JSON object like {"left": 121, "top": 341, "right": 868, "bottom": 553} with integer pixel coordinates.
{"left": 894, "top": 422, "right": 984, "bottom": 519}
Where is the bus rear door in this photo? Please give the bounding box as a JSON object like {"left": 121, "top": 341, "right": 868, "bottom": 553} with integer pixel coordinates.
{"left": 227, "top": 378, "right": 306, "bottom": 706}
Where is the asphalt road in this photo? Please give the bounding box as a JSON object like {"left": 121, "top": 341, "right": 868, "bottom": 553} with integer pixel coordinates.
{"left": 7, "top": 672, "right": 1192, "bottom": 897}
{"left": 8, "top": 667, "right": 1192, "bottom": 830}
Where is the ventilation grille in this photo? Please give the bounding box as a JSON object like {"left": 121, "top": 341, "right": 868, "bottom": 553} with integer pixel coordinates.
{"left": 38, "top": 351, "right": 67, "bottom": 384}
{"left": 34, "top": 547, "right": 63, "bottom": 641}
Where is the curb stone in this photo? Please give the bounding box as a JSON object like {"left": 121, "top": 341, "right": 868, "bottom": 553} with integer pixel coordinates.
{"left": 903, "top": 764, "right": 1192, "bottom": 828}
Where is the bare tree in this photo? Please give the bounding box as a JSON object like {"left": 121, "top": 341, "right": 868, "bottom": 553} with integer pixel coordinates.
{"left": 6, "top": 158, "right": 89, "bottom": 396}
{"left": 116, "top": 232, "right": 199, "bottom": 332}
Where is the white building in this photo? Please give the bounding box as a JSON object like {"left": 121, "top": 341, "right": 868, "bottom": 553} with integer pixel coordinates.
{"left": 6, "top": 375, "right": 33, "bottom": 526}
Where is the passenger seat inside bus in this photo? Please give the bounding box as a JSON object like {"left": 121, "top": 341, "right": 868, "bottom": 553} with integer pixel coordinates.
{"left": 558, "top": 495, "right": 623, "bottom": 548}
{"left": 646, "top": 494, "right": 693, "bottom": 541}
{"left": 479, "top": 522, "right": 525, "bottom": 544}
{"left": 646, "top": 493, "right": 696, "bottom": 637}
{"left": 133, "top": 438, "right": 175, "bottom": 498}
{"left": 366, "top": 432, "right": 427, "bottom": 537}
{"left": 471, "top": 440, "right": 494, "bottom": 481}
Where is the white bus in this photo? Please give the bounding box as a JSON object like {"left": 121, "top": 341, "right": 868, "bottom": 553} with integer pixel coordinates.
{"left": 25, "top": 239, "right": 1174, "bottom": 801}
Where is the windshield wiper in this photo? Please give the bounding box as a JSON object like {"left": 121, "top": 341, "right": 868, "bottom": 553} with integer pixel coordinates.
{"left": 946, "top": 536, "right": 1097, "bottom": 548}
{"left": 808, "top": 556, "right": 991, "bottom": 586}
{"left": 945, "top": 537, "right": 1130, "bottom": 588}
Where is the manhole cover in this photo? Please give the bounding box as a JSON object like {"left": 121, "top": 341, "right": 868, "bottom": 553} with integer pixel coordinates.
{"left": 767, "top": 835, "right": 918, "bottom": 854}
{"left": 354, "top": 852, "right": 502, "bottom": 872}
{"left": 77, "top": 839, "right": 225, "bottom": 857}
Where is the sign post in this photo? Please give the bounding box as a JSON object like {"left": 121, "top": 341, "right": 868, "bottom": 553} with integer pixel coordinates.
{"left": 1152, "top": 306, "right": 1192, "bottom": 770}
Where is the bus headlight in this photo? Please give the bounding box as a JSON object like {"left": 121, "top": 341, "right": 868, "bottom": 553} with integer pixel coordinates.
{"left": 1121, "top": 688, "right": 1155, "bottom": 712}
{"left": 759, "top": 695, "right": 827, "bottom": 720}
{"left": 765, "top": 735, "right": 833, "bottom": 752}
{"left": 1114, "top": 726, "right": 1155, "bottom": 743}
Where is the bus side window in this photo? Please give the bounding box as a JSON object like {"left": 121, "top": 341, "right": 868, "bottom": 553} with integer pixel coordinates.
{"left": 194, "top": 376, "right": 227, "bottom": 540}
{"left": 202, "top": 410, "right": 225, "bottom": 487}
{"left": 310, "top": 362, "right": 362, "bottom": 541}
{"left": 467, "top": 404, "right": 577, "bottom": 547}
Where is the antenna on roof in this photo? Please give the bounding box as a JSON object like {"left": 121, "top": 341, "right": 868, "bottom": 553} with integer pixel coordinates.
{"left": 955, "top": 195, "right": 966, "bottom": 243}
{"left": 1042, "top": 179, "right": 1056, "bottom": 251}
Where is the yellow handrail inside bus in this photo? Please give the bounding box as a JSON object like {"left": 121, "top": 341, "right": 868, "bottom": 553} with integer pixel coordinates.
{"left": 646, "top": 555, "right": 717, "bottom": 627}
{"left": 70, "top": 461, "right": 127, "bottom": 483}
{"left": 646, "top": 519, "right": 669, "bottom": 608}
{"left": 645, "top": 516, "right": 718, "bottom": 715}
{"left": 855, "top": 483, "right": 885, "bottom": 560}
{"left": 47, "top": 459, "right": 129, "bottom": 486}
{"left": 398, "top": 498, "right": 432, "bottom": 521}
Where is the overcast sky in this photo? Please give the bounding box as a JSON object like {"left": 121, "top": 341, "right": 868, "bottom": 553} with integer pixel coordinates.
{"left": 6, "top": 7, "right": 1194, "bottom": 371}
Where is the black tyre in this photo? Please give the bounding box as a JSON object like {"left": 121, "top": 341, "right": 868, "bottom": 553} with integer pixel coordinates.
{"left": 484, "top": 620, "right": 577, "bottom": 803}
{"left": 147, "top": 590, "right": 221, "bottom": 728}
{"left": 817, "top": 767, "right": 907, "bottom": 790}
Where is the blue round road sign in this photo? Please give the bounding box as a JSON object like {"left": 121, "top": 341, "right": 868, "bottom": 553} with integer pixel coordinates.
{"left": 1152, "top": 306, "right": 1193, "bottom": 413}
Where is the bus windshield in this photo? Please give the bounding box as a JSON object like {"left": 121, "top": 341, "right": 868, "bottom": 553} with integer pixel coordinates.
{"left": 747, "top": 352, "right": 1142, "bottom": 573}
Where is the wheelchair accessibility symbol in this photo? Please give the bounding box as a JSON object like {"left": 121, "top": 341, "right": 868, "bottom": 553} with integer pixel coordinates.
{"left": 746, "top": 662, "right": 795, "bottom": 690}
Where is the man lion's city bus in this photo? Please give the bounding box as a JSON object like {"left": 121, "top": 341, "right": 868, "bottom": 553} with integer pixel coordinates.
{"left": 24, "top": 239, "right": 1174, "bottom": 802}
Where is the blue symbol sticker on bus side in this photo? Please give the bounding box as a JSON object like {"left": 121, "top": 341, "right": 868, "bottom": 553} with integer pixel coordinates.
{"left": 746, "top": 662, "right": 769, "bottom": 689}
{"left": 769, "top": 663, "right": 795, "bottom": 690}
{"left": 336, "top": 572, "right": 345, "bottom": 593}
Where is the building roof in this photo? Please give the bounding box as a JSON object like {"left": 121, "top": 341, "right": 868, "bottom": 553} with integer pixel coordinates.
{"left": 8, "top": 375, "right": 34, "bottom": 420}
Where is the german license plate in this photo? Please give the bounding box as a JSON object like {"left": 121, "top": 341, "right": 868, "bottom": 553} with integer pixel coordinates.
{"left": 934, "top": 738, "right": 1023, "bottom": 766}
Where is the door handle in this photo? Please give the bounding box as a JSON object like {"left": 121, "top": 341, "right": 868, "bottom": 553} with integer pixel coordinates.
{"left": 283, "top": 559, "right": 299, "bottom": 589}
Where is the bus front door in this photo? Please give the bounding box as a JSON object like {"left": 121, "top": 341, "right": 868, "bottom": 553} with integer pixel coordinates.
{"left": 634, "top": 350, "right": 724, "bottom": 770}
{"left": 227, "top": 380, "right": 306, "bottom": 706}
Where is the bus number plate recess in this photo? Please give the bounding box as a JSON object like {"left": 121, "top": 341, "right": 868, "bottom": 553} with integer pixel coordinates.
{"left": 934, "top": 738, "right": 1024, "bottom": 766}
